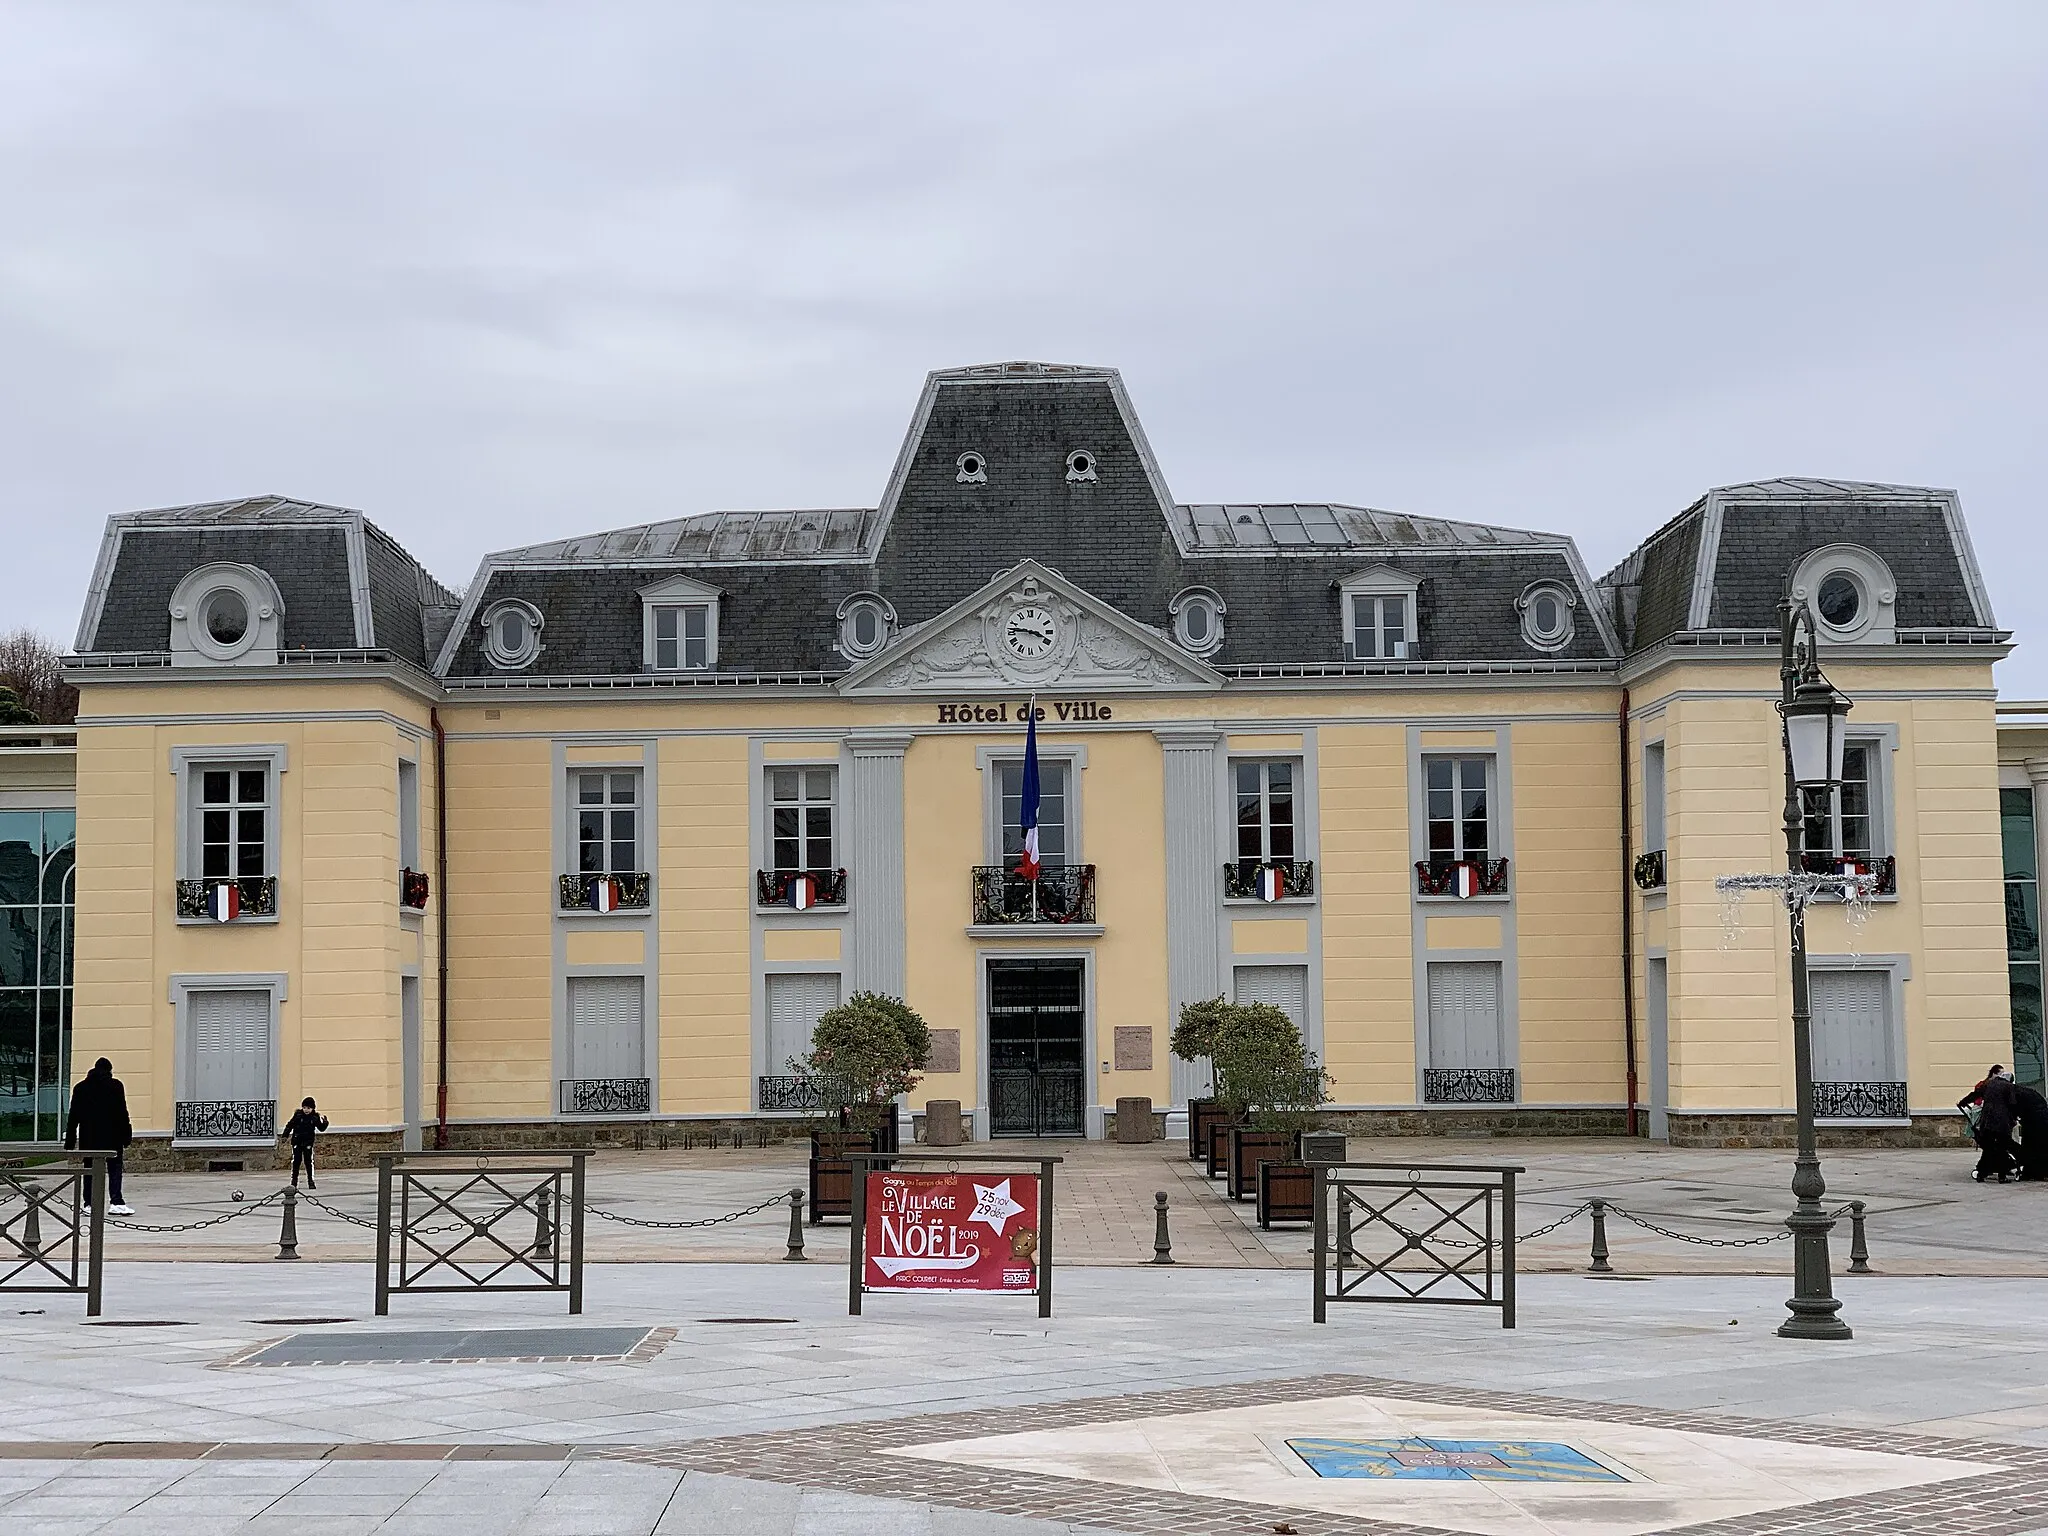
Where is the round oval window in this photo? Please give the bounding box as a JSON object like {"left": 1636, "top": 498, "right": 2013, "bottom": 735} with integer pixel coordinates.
{"left": 1817, "top": 573, "right": 1861, "bottom": 629}
{"left": 852, "top": 605, "right": 879, "bottom": 648}
{"left": 1183, "top": 601, "right": 1210, "bottom": 644}
{"left": 496, "top": 610, "right": 527, "bottom": 654}
{"left": 962, "top": 455, "right": 980, "bottom": 474}
{"left": 1534, "top": 594, "right": 1560, "bottom": 636}
{"left": 204, "top": 589, "right": 249, "bottom": 645}
{"left": 1069, "top": 452, "right": 1092, "bottom": 474}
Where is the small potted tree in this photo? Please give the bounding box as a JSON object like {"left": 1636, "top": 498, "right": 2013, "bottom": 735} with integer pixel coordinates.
{"left": 1216, "top": 1005, "right": 1331, "bottom": 1203}
{"left": 1171, "top": 997, "right": 1233, "bottom": 1162}
{"left": 799, "top": 992, "right": 931, "bottom": 1223}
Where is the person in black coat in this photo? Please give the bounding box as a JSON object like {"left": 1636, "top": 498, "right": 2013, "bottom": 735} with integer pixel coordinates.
{"left": 279, "top": 1098, "right": 329, "bottom": 1189}
{"left": 64, "top": 1057, "right": 134, "bottom": 1214}
{"left": 2014, "top": 1082, "right": 2048, "bottom": 1182}
{"left": 1959, "top": 1066, "right": 2019, "bottom": 1184}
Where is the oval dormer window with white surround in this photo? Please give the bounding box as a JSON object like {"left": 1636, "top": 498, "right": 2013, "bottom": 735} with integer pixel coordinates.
{"left": 1516, "top": 581, "right": 1577, "bottom": 653}
{"left": 1168, "top": 586, "right": 1226, "bottom": 657}
{"left": 481, "top": 598, "right": 544, "bottom": 670}
{"left": 956, "top": 450, "right": 988, "bottom": 484}
{"left": 835, "top": 592, "right": 896, "bottom": 662}
{"left": 1790, "top": 544, "right": 1898, "bottom": 645}
{"left": 1065, "top": 449, "right": 1098, "bottom": 482}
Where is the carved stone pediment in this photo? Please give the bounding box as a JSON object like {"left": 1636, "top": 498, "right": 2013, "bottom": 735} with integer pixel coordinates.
{"left": 838, "top": 561, "right": 1223, "bottom": 695}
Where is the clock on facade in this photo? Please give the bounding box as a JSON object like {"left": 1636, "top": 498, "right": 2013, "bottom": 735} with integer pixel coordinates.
{"left": 1003, "top": 604, "right": 1058, "bottom": 660}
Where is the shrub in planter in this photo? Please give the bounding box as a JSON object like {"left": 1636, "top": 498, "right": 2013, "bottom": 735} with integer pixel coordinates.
{"left": 1257, "top": 1159, "right": 1317, "bottom": 1228}
{"left": 1227, "top": 1125, "right": 1298, "bottom": 1201}
{"left": 796, "top": 991, "right": 931, "bottom": 1144}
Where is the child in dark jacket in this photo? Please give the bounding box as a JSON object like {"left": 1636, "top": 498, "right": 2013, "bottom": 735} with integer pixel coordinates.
{"left": 280, "top": 1098, "right": 329, "bottom": 1189}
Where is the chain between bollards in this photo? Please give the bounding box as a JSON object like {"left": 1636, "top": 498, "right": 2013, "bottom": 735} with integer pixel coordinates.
{"left": 1152, "top": 1190, "right": 1173, "bottom": 1265}
{"left": 275, "top": 1186, "right": 300, "bottom": 1260}
{"left": 1846, "top": 1198, "right": 1871, "bottom": 1274}
{"left": 784, "top": 1188, "right": 807, "bottom": 1261}
{"left": 1588, "top": 1197, "right": 1612, "bottom": 1273}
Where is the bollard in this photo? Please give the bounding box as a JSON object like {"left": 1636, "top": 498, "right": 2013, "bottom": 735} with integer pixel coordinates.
{"left": 1152, "top": 1191, "right": 1174, "bottom": 1265}
{"left": 23, "top": 1191, "right": 41, "bottom": 1256}
{"left": 534, "top": 1189, "right": 555, "bottom": 1261}
{"left": 1588, "top": 1198, "right": 1613, "bottom": 1273}
{"left": 784, "top": 1189, "right": 807, "bottom": 1261}
{"left": 1846, "top": 1199, "right": 1871, "bottom": 1274}
{"left": 276, "top": 1186, "right": 300, "bottom": 1260}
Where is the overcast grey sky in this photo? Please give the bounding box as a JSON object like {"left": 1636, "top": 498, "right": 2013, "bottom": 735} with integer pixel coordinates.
{"left": 3, "top": 4, "right": 2043, "bottom": 689}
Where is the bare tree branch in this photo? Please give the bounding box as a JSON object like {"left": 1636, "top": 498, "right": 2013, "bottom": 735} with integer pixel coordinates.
{"left": 0, "top": 629, "right": 78, "bottom": 725}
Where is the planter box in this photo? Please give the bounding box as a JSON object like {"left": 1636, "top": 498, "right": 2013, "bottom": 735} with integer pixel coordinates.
{"left": 1300, "top": 1129, "right": 1347, "bottom": 1164}
{"left": 1257, "top": 1161, "right": 1316, "bottom": 1228}
{"left": 1188, "top": 1098, "right": 1226, "bottom": 1161}
{"left": 808, "top": 1129, "right": 879, "bottom": 1224}
{"left": 1228, "top": 1128, "right": 1300, "bottom": 1202}
{"left": 1206, "top": 1119, "right": 1235, "bottom": 1180}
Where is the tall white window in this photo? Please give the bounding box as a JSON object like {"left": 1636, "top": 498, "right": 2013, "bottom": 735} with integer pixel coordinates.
{"left": 1643, "top": 740, "right": 1666, "bottom": 854}
{"left": 652, "top": 604, "right": 712, "bottom": 670}
{"left": 769, "top": 767, "right": 836, "bottom": 872}
{"left": 398, "top": 758, "right": 421, "bottom": 871}
{"left": 194, "top": 767, "right": 270, "bottom": 881}
{"left": 1234, "top": 760, "right": 1297, "bottom": 870}
{"left": 1350, "top": 593, "right": 1411, "bottom": 659}
{"left": 1802, "top": 738, "right": 1883, "bottom": 864}
{"left": 1424, "top": 756, "right": 1493, "bottom": 865}
{"left": 576, "top": 772, "right": 640, "bottom": 874}
{"left": 999, "top": 760, "right": 1069, "bottom": 866}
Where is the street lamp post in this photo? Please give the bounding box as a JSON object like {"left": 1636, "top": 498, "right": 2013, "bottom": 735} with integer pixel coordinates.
{"left": 1775, "top": 596, "right": 1854, "bottom": 1342}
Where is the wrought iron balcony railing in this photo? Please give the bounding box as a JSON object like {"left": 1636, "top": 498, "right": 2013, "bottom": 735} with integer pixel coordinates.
{"left": 1812, "top": 1081, "right": 1908, "bottom": 1119}
{"left": 970, "top": 864, "right": 1097, "bottom": 925}
{"left": 1422, "top": 1067, "right": 1517, "bottom": 1104}
{"left": 1222, "top": 860, "right": 1316, "bottom": 901}
{"left": 557, "top": 871, "right": 652, "bottom": 912}
{"left": 558, "top": 1077, "right": 652, "bottom": 1115}
{"left": 400, "top": 867, "right": 431, "bottom": 910}
{"left": 758, "top": 1074, "right": 858, "bottom": 1113}
{"left": 1798, "top": 852, "right": 1898, "bottom": 897}
{"left": 1414, "top": 859, "right": 1511, "bottom": 898}
{"left": 1633, "top": 849, "right": 1666, "bottom": 891}
{"left": 174, "top": 876, "right": 278, "bottom": 921}
{"left": 755, "top": 867, "right": 849, "bottom": 908}
{"left": 174, "top": 1099, "right": 277, "bottom": 1140}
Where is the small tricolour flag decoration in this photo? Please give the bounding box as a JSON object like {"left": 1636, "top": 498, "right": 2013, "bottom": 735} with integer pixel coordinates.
{"left": 208, "top": 881, "right": 240, "bottom": 922}
{"left": 1257, "top": 865, "right": 1284, "bottom": 903}
{"left": 1452, "top": 862, "right": 1480, "bottom": 900}
{"left": 1837, "top": 859, "right": 1866, "bottom": 879}
{"left": 588, "top": 876, "right": 620, "bottom": 914}
{"left": 787, "top": 873, "right": 816, "bottom": 911}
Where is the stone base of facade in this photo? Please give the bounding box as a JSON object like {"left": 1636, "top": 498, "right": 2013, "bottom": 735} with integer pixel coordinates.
{"left": 122, "top": 1130, "right": 405, "bottom": 1173}
{"left": 1325, "top": 1107, "right": 1633, "bottom": 1138}
{"left": 1665, "top": 1113, "right": 1970, "bottom": 1149}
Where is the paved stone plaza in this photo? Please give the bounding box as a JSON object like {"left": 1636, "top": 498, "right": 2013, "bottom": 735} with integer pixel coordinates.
{"left": 2, "top": 1140, "right": 2044, "bottom": 1533}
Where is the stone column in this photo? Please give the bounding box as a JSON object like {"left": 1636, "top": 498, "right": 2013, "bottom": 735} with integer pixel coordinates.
{"left": 849, "top": 731, "right": 915, "bottom": 1000}
{"left": 1156, "top": 726, "right": 1222, "bottom": 1109}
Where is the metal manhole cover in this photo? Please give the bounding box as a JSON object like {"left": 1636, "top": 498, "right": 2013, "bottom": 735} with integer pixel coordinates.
{"left": 696, "top": 1317, "right": 798, "bottom": 1325}
{"left": 231, "top": 1325, "right": 660, "bottom": 1366}
{"left": 87, "top": 1320, "right": 191, "bottom": 1328}
{"left": 251, "top": 1318, "right": 354, "bottom": 1325}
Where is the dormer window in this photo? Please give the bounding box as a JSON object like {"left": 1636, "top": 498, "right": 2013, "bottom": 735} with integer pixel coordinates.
{"left": 1516, "top": 581, "right": 1578, "bottom": 652}
{"left": 1065, "top": 450, "right": 1098, "bottom": 482}
{"left": 1790, "top": 544, "right": 1897, "bottom": 645}
{"left": 1168, "top": 586, "right": 1226, "bottom": 657}
{"left": 168, "top": 562, "right": 286, "bottom": 668}
{"left": 639, "top": 574, "right": 721, "bottom": 672}
{"left": 481, "top": 598, "right": 543, "bottom": 669}
{"left": 836, "top": 592, "right": 896, "bottom": 661}
{"left": 957, "top": 451, "right": 988, "bottom": 484}
{"left": 1339, "top": 566, "right": 1420, "bottom": 661}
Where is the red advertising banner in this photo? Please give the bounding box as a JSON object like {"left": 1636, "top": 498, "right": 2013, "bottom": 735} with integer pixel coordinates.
{"left": 861, "top": 1170, "right": 1041, "bottom": 1293}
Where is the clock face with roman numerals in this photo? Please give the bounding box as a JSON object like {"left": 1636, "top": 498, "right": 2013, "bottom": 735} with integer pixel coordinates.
{"left": 1003, "top": 604, "right": 1058, "bottom": 660}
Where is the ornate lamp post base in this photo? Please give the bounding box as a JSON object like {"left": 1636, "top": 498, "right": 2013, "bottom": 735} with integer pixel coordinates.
{"left": 1778, "top": 1203, "right": 1852, "bottom": 1340}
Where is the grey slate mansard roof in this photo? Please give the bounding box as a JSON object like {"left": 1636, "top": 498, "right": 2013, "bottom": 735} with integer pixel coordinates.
{"left": 1596, "top": 476, "right": 2000, "bottom": 654}
{"left": 434, "top": 362, "right": 1620, "bottom": 680}
{"left": 74, "top": 495, "right": 459, "bottom": 670}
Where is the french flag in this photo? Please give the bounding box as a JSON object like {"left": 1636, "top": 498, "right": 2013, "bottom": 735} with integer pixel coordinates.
{"left": 1015, "top": 702, "right": 1042, "bottom": 880}
{"left": 1452, "top": 862, "right": 1480, "bottom": 900}
{"left": 1257, "top": 865, "right": 1284, "bottom": 903}
{"left": 588, "top": 877, "right": 620, "bottom": 914}
{"left": 787, "top": 873, "right": 816, "bottom": 911}
{"left": 208, "top": 881, "right": 240, "bottom": 922}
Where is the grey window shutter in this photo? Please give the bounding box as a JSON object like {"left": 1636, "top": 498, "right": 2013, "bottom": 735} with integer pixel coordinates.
{"left": 568, "top": 976, "right": 645, "bottom": 1082}
{"left": 1426, "top": 962, "right": 1504, "bottom": 1069}
{"left": 1234, "top": 965, "right": 1308, "bottom": 1029}
{"left": 766, "top": 973, "right": 841, "bottom": 1075}
{"left": 1809, "top": 970, "right": 1892, "bottom": 1082}
{"left": 190, "top": 989, "right": 272, "bottom": 1102}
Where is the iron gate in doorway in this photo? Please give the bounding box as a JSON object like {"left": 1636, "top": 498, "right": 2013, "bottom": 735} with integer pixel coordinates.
{"left": 987, "top": 960, "right": 1086, "bottom": 1137}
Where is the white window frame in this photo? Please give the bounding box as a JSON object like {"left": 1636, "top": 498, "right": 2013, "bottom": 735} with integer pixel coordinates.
{"left": 1168, "top": 586, "right": 1226, "bottom": 657}
{"left": 639, "top": 574, "right": 721, "bottom": 672}
{"left": 1791, "top": 544, "right": 1898, "bottom": 645}
{"left": 1800, "top": 725, "right": 1898, "bottom": 872}
{"left": 1231, "top": 757, "right": 1301, "bottom": 869}
{"left": 1422, "top": 753, "right": 1497, "bottom": 866}
{"left": 766, "top": 764, "right": 838, "bottom": 873}
{"left": 1516, "top": 580, "right": 1578, "bottom": 652}
{"left": 1642, "top": 739, "right": 1667, "bottom": 856}
{"left": 170, "top": 745, "right": 287, "bottom": 925}
{"left": 572, "top": 768, "right": 643, "bottom": 876}
{"left": 480, "top": 598, "right": 544, "bottom": 669}
{"left": 1340, "top": 565, "right": 1420, "bottom": 661}
{"left": 564, "top": 973, "right": 649, "bottom": 1090}
{"left": 977, "top": 742, "right": 1086, "bottom": 867}
{"left": 397, "top": 756, "right": 421, "bottom": 872}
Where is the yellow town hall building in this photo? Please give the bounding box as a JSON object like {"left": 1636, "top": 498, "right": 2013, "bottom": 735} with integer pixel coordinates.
{"left": 57, "top": 362, "right": 2014, "bottom": 1155}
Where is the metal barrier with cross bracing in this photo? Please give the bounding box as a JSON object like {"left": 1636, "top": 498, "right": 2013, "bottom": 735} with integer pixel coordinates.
{"left": 1313, "top": 1161, "right": 1523, "bottom": 1330}
{"left": 0, "top": 1155, "right": 109, "bottom": 1316}
{"left": 373, "top": 1150, "right": 588, "bottom": 1316}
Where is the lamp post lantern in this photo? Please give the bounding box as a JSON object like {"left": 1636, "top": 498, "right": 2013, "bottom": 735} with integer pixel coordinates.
{"left": 1776, "top": 596, "right": 1854, "bottom": 1341}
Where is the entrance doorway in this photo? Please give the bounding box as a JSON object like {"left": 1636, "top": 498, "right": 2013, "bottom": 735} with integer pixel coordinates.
{"left": 986, "top": 960, "right": 1086, "bottom": 1137}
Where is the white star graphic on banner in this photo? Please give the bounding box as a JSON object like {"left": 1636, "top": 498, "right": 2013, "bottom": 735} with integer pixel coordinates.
{"left": 969, "top": 1178, "right": 1025, "bottom": 1236}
